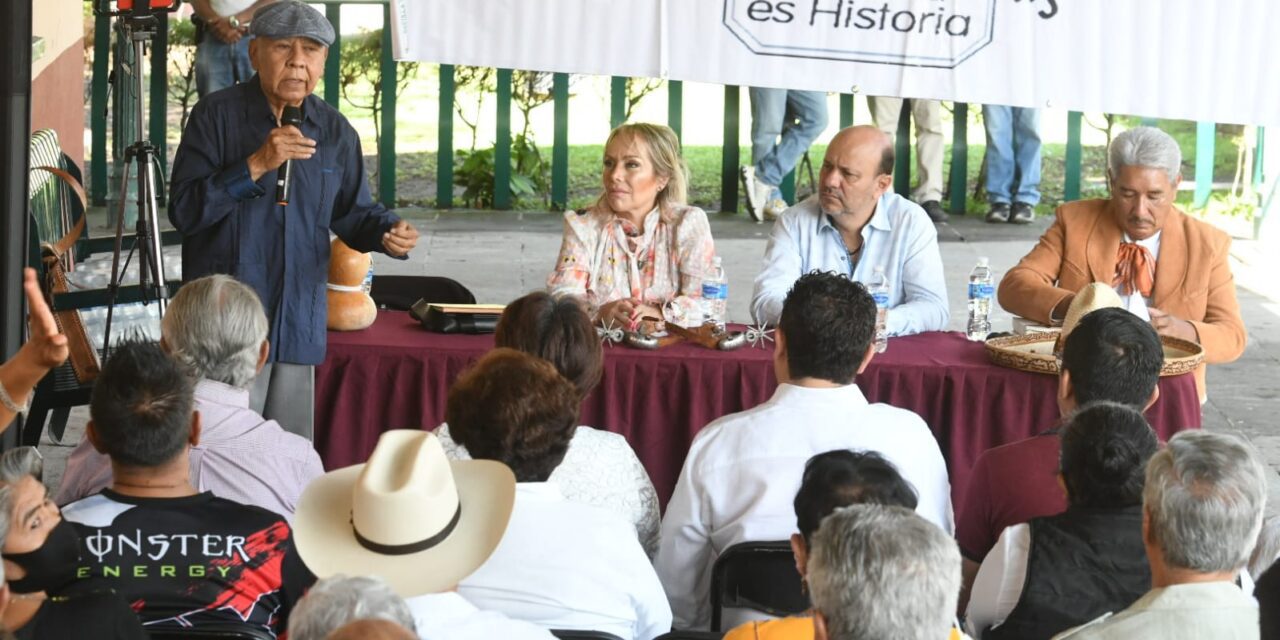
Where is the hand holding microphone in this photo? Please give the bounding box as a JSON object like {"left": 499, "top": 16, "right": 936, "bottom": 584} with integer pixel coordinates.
{"left": 246, "top": 105, "right": 315, "bottom": 195}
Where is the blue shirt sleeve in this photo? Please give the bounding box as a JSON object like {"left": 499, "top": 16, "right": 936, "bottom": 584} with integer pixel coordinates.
{"left": 885, "top": 213, "right": 950, "bottom": 335}
{"left": 169, "top": 99, "right": 266, "bottom": 236}
{"left": 327, "top": 120, "right": 404, "bottom": 259}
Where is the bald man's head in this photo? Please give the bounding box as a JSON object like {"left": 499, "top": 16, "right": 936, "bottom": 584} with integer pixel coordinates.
{"left": 818, "top": 125, "right": 895, "bottom": 218}
{"left": 325, "top": 619, "right": 417, "bottom": 640}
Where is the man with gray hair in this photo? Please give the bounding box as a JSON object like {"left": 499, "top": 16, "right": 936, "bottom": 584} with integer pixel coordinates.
{"left": 807, "top": 504, "right": 961, "bottom": 640}
{"left": 1053, "top": 430, "right": 1266, "bottom": 639}
{"left": 288, "top": 575, "right": 416, "bottom": 640}
{"left": 55, "top": 274, "right": 324, "bottom": 519}
{"left": 998, "top": 126, "right": 1246, "bottom": 399}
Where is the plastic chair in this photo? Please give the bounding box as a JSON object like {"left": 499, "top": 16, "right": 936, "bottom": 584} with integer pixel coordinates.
{"left": 709, "top": 541, "right": 809, "bottom": 632}
{"left": 147, "top": 625, "right": 276, "bottom": 640}
{"left": 550, "top": 630, "right": 625, "bottom": 640}
{"left": 370, "top": 274, "right": 477, "bottom": 311}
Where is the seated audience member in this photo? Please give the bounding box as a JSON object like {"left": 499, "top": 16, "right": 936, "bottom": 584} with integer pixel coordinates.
{"left": 291, "top": 428, "right": 556, "bottom": 640}
{"left": 548, "top": 122, "right": 714, "bottom": 330}
{"left": 435, "top": 291, "right": 660, "bottom": 555}
{"left": 750, "top": 125, "right": 948, "bottom": 334}
{"left": 1053, "top": 431, "right": 1267, "bottom": 639}
{"left": 725, "top": 449, "right": 932, "bottom": 640}
{"left": 967, "top": 402, "right": 1159, "bottom": 638}
{"left": 0, "top": 450, "right": 145, "bottom": 640}
{"left": 446, "top": 350, "right": 670, "bottom": 639}
{"left": 957, "top": 307, "right": 1163, "bottom": 602}
{"left": 60, "top": 340, "right": 309, "bottom": 636}
{"left": 808, "top": 505, "right": 962, "bottom": 640}
{"left": 56, "top": 274, "right": 324, "bottom": 518}
{"left": 289, "top": 575, "right": 416, "bottom": 640}
{"left": 658, "top": 271, "right": 952, "bottom": 629}
{"left": 998, "top": 126, "right": 1246, "bottom": 397}
{"left": 0, "top": 269, "right": 69, "bottom": 433}
{"left": 325, "top": 619, "right": 417, "bottom": 640}
{"left": 1258, "top": 557, "right": 1280, "bottom": 639}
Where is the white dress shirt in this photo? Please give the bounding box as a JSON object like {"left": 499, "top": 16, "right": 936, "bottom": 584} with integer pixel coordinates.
{"left": 1115, "top": 232, "right": 1162, "bottom": 321}
{"left": 654, "top": 383, "right": 954, "bottom": 629}
{"left": 406, "top": 591, "right": 557, "bottom": 640}
{"left": 750, "top": 194, "right": 949, "bottom": 335}
{"left": 435, "top": 424, "right": 661, "bottom": 557}
{"left": 458, "top": 482, "right": 672, "bottom": 640}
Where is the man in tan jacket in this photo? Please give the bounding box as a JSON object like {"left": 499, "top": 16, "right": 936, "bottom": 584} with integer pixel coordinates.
{"left": 998, "top": 127, "right": 1246, "bottom": 396}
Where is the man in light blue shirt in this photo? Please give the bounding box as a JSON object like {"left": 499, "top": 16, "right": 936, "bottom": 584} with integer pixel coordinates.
{"left": 751, "top": 125, "right": 949, "bottom": 335}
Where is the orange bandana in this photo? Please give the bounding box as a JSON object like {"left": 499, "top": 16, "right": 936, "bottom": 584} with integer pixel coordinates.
{"left": 1114, "top": 242, "right": 1155, "bottom": 298}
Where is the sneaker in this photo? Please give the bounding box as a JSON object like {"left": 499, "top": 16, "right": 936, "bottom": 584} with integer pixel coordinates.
{"left": 740, "top": 166, "right": 766, "bottom": 223}
{"left": 921, "top": 200, "right": 949, "bottom": 223}
{"left": 1011, "top": 202, "right": 1035, "bottom": 224}
{"left": 764, "top": 198, "right": 788, "bottom": 221}
{"left": 985, "top": 202, "right": 1011, "bottom": 224}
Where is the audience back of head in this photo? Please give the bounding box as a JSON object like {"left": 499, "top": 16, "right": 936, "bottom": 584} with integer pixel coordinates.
{"left": 1145, "top": 430, "right": 1266, "bottom": 577}
{"left": 794, "top": 449, "right": 918, "bottom": 544}
{"left": 161, "top": 274, "right": 269, "bottom": 389}
{"left": 289, "top": 575, "right": 416, "bottom": 640}
{"left": 88, "top": 339, "right": 195, "bottom": 468}
{"left": 445, "top": 348, "right": 580, "bottom": 482}
{"left": 495, "top": 291, "right": 602, "bottom": 399}
{"left": 779, "top": 272, "right": 876, "bottom": 384}
{"left": 1059, "top": 401, "right": 1158, "bottom": 509}
{"left": 1062, "top": 307, "right": 1162, "bottom": 408}
{"left": 808, "top": 504, "right": 959, "bottom": 640}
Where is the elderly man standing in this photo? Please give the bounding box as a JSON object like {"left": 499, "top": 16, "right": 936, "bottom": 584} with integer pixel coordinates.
{"left": 998, "top": 127, "right": 1246, "bottom": 397}
{"left": 54, "top": 275, "right": 324, "bottom": 519}
{"left": 1053, "top": 431, "right": 1266, "bottom": 639}
{"left": 169, "top": 1, "right": 419, "bottom": 438}
{"left": 750, "top": 125, "right": 949, "bottom": 334}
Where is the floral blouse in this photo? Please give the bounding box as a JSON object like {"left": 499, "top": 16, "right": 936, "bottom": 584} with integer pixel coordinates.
{"left": 547, "top": 204, "right": 716, "bottom": 327}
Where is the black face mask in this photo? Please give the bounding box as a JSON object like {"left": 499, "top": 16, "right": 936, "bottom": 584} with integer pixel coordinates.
{"left": 3, "top": 518, "right": 81, "bottom": 594}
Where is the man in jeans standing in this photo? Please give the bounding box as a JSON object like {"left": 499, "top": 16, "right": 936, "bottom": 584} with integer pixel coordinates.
{"left": 983, "top": 105, "right": 1042, "bottom": 224}
{"left": 190, "top": 0, "right": 278, "bottom": 98}
{"left": 741, "top": 87, "right": 829, "bottom": 223}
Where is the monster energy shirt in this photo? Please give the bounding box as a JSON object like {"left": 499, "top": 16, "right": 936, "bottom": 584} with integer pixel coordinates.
{"left": 61, "top": 490, "right": 311, "bottom": 636}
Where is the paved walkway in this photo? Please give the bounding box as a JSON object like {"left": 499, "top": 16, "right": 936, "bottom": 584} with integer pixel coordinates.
{"left": 36, "top": 206, "right": 1280, "bottom": 514}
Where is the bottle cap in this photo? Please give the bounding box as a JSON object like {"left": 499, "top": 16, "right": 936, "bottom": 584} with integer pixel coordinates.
{"left": 977, "top": 256, "right": 989, "bottom": 267}
{"left": 712, "top": 256, "right": 722, "bottom": 266}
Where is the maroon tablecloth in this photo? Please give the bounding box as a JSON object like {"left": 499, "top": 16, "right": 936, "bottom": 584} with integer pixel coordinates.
{"left": 315, "top": 312, "right": 1202, "bottom": 506}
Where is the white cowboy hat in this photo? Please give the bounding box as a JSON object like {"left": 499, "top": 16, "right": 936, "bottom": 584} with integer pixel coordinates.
{"left": 292, "top": 430, "right": 515, "bottom": 597}
{"left": 986, "top": 282, "right": 1203, "bottom": 377}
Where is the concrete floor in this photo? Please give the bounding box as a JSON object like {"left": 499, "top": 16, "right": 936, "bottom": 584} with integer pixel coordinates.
{"left": 34, "top": 206, "right": 1280, "bottom": 515}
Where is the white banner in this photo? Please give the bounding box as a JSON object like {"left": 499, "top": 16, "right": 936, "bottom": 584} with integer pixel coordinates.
{"left": 392, "top": 0, "right": 1280, "bottom": 126}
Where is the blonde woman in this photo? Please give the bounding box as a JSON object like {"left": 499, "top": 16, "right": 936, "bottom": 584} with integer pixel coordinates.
{"left": 548, "top": 123, "right": 716, "bottom": 330}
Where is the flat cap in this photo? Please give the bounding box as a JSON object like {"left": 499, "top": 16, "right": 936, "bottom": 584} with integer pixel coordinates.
{"left": 250, "top": 0, "right": 336, "bottom": 47}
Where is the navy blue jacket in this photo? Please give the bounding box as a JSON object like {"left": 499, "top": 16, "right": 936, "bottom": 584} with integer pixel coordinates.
{"left": 169, "top": 76, "right": 402, "bottom": 365}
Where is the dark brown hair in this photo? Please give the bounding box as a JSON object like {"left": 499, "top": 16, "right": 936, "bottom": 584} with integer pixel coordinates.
{"left": 495, "top": 292, "right": 603, "bottom": 400}
{"left": 445, "top": 349, "right": 580, "bottom": 482}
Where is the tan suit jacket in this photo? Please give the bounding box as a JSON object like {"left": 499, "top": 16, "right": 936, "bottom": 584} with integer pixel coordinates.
{"left": 998, "top": 200, "right": 1246, "bottom": 392}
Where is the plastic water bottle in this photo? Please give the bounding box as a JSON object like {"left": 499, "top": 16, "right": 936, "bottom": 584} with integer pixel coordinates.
{"left": 967, "top": 256, "right": 994, "bottom": 341}
{"left": 361, "top": 263, "right": 375, "bottom": 295}
{"left": 701, "top": 257, "right": 728, "bottom": 332}
{"left": 869, "top": 266, "right": 889, "bottom": 353}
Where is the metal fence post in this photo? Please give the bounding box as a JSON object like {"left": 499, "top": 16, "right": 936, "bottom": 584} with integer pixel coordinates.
{"left": 378, "top": 4, "right": 395, "bottom": 207}
{"left": 149, "top": 12, "right": 168, "bottom": 179}
{"left": 324, "top": 3, "right": 341, "bottom": 107}
{"left": 551, "top": 73, "right": 569, "bottom": 209}
{"left": 610, "top": 76, "right": 626, "bottom": 129}
{"left": 721, "top": 85, "right": 740, "bottom": 213}
{"left": 1063, "top": 111, "right": 1083, "bottom": 202}
{"left": 91, "top": 13, "right": 110, "bottom": 205}
{"left": 437, "top": 64, "right": 454, "bottom": 208}
{"left": 494, "top": 68, "right": 513, "bottom": 210}
{"left": 894, "top": 100, "right": 911, "bottom": 197}
{"left": 839, "top": 94, "right": 854, "bottom": 129}
{"left": 948, "top": 102, "right": 968, "bottom": 215}
{"left": 1194, "top": 121, "right": 1215, "bottom": 209}
{"left": 667, "top": 80, "right": 683, "bottom": 141}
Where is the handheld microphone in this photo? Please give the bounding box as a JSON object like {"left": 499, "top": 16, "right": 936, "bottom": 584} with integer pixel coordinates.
{"left": 276, "top": 105, "right": 304, "bottom": 206}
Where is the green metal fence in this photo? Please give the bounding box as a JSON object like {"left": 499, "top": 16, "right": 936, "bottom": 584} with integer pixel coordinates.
{"left": 87, "top": 0, "right": 1265, "bottom": 218}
